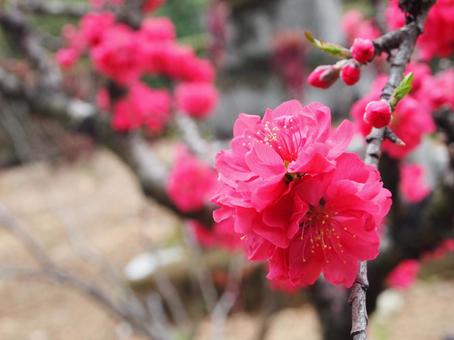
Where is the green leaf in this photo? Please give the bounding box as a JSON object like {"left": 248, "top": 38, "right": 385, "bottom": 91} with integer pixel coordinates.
{"left": 304, "top": 31, "right": 351, "bottom": 58}
{"left": 390, "top": 72, "right": 414, "bottom": 109}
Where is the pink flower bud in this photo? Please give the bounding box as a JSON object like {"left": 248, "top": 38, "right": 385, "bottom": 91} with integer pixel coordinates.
{"left": 351, "top": 38, "right": 375, "bottom": 64}
{"left": 307, "top": 65, "right": 339, "bottom": 89}
{"left": 364, "top": 99, "right": 391, "bottom": 128}
{"left": 340, "top": 61, "right": 361, "bottom": 85}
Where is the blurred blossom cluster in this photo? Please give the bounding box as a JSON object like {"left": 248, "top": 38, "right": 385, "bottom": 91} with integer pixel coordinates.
{"left": 56, "top": 0, "right": 218, "bottom": 133}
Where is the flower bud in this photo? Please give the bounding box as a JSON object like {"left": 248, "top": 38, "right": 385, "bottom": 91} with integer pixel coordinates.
{"left": 340, "top": 61, "right": 361, "bottom": 85}
{"left": 307, "top": 65, "right": 339, "bottom": 89}
{"left": 351, "top": 38, "right": 375, "bottom": 64}
{"left": 364, "top": 99, "right": 391, "bottom": 128}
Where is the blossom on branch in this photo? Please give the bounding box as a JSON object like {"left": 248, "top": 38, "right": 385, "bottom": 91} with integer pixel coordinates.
{"left": 351, "top": 38, "right": 375, "bottom": 64}
{"left": 112, "top": 82, "right": 171, "bottom": 132}
{"left": 212, "top": 100, "right": 391, "bottom": 289}
{"left": 167, "top": 147, "right": 217, "bottom": 212}
{"left": 350, "top": 70, "right": 436, "bottom": 159}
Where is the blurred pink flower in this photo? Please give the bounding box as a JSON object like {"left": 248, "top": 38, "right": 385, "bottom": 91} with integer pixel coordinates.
{"left": 167, "top": 147, "right": 217, "bottom": 212}
{"left": 400, "top": 164, "right": 431, "bottom": 203}
{"left": 175, "top": 82, "right": 219, "bottom": 119}
{"left": 387, "top": 260, "right": 420, "bottom": 289}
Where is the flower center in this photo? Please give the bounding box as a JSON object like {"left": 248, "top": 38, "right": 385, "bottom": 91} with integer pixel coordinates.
{"left": 299, "top": 204, "right": 347, "bottom": 263}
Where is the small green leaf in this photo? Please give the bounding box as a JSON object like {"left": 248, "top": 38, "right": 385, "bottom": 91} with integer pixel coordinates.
{"left": 304, "top": 31, "right": 351, "bottom": 59}
{"left": 390, "top": 72, "right": 414, "bottom": 109}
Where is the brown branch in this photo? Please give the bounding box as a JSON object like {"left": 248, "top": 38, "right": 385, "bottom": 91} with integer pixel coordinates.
{"left": 0, "top": 66, "right": 215, "bottom": 227}
{"left": 0, "top": 9, "right": 61, "bottom": 87}
{"left": 349, "top": 1, "right": 435, "bottom": 339}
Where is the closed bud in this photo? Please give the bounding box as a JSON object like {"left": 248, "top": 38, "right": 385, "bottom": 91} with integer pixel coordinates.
{"left": 307, "top": 65, "right": 339, "bottom": 89}
{"left": 340, "top": 61, "right": 361, "bottom": 85}
{"left": 364, "top": 99, "right": 391, "bottom": 128}
{"left": 351, "top": 38, "right": 375, "bottom": 64}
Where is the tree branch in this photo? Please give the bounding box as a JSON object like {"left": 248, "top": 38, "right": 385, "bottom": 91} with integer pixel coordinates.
{"left": 0, "top": 65, "right": 215, "bottom": 226}
{"left": 349, "top": 1, "right": 435, "bottom": 339}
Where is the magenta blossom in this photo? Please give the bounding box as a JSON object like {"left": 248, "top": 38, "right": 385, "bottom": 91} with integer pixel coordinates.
{"left": 167, "top": 147, "right": 217, "bottom": 212}
{"left": 264, "top": 153, "right": 391, "bottom": 288}
{"left": 387, "top": 260, "right": 420, "bottom": 290}
{"left": 400, "top": 164, "right": 431, "bottom": 203}
{"left": 212, "top": 100, "right": 391, "bottom": 288}
{"left": 175, "top": 82, "right": 219, "bottom": 119}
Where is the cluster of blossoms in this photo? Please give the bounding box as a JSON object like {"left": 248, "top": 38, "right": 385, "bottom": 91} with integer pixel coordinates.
{"left": 212, "top": 100, "right": 391, "bottom": 289}
{"left": 350, "top": 63, "right": 437, "bottom": 159}
{"left": 386, "top": 0, "right": 454, "bottom": 60}
{"left": 166, "top": 147, "right": 241, "bottom": 250}
{"left": 308, "top": 38, "right": 375, "bottom": 88}
{"left": 55, "top": 1, "right": 218, "bottom": 133}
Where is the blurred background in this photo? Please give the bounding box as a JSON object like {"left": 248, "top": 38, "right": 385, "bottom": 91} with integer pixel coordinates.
{"left": 0, "top": 0, "right": 453, "bottom": 339}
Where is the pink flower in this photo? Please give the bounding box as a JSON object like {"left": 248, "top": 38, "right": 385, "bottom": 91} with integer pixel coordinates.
{"left": 175, "top": 82, "right": 219, "bottom": 119}
{"left": 130, "top": 83, "right": 171, "bottom": 133}
{"left": 342, "top": 10, "right": 380, "bottom": 44}
{"left": 428, "top": 69, "right": 454, "bottom": 111}
{"left": 112, "top": 99, "right": 142, "bottom": 132}
{"left": 158, "top": 45, "right": 215, "bottom": 82}
{"left": 387, "top": 260, "right": 420, "bottom": 290}
{"left": 212, "top": 100, "right": 391, "bottom": 288}
{"left": 213, "top": 100, "right": 354, "bottom": 213}
{"left": 400, "top": 164, "right": 431, "bottom": 203}
{"left": 307, "top": 65, "right": 339, "bottom": 89}
{"left": 265, "top": 153, "right": 391, "bottom": 288}
{"left": 351, "top": 38, "right": 375, "bottom": 64}
{"left": 91, "top": 24, "right": 143, "bottom": 84}
{"left": 167, "top": 147, "right": 217, "bottom": 212}
{"left": 340, "top": 61, "right": 361, "bottom": 86}
{"left": 364, "top": 100, "right": 391, "bottom": 128}
{"left": 140, "top": 17, "right": 176, "bottom": 42}
{"left": 55, "top": 48, "right": 79, "bottom": 69}
{"left": 112, "top": 82, "right": 171, "bottom": 132}
{"left": 80, "top": 12, "right": 115, "bottom": 47}
{"left": 180, "top": 57, "right": 216, "bottom": 83}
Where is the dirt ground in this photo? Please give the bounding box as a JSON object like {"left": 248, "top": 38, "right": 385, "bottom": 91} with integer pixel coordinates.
{"left": 0, "top": 149, "right": 453, "bottom": 340}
